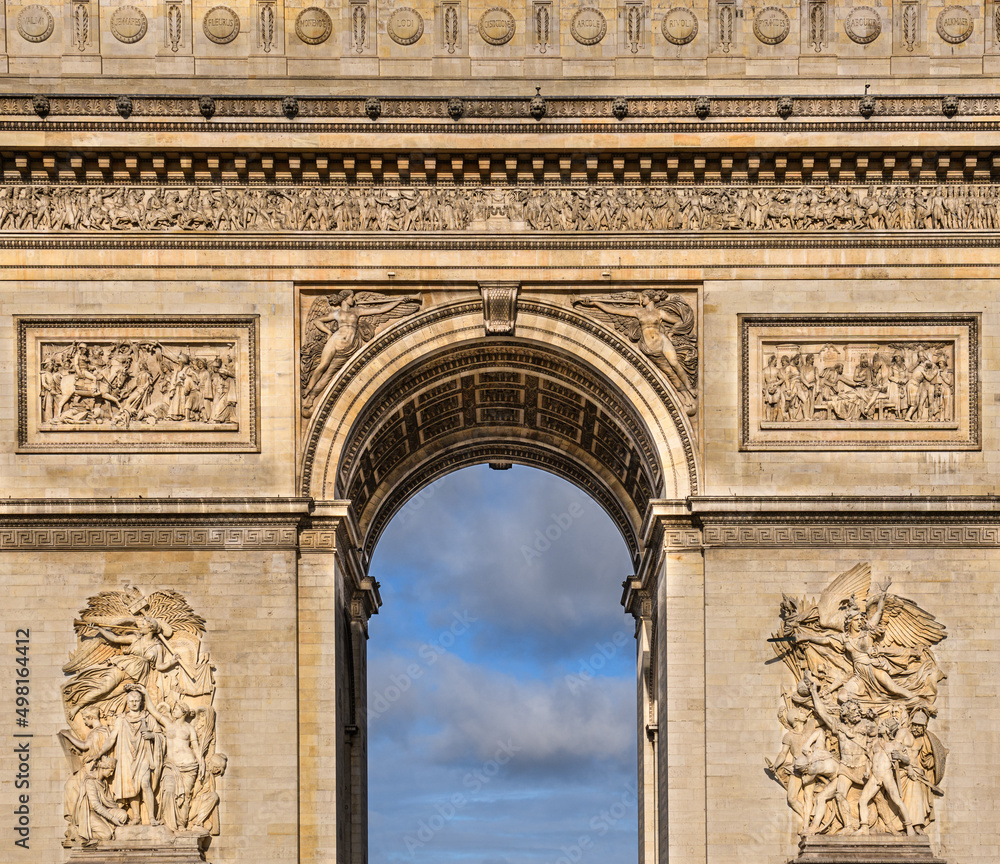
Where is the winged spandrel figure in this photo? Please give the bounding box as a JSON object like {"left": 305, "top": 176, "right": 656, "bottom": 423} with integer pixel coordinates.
{"left": 572, "top": 290, "right": 698, "bottom": 415}
{"left": 767, "top": 564, "right": 948, "bottom": 838}
{"left": 300, "top": 290, "right": 423, "bottom": 417}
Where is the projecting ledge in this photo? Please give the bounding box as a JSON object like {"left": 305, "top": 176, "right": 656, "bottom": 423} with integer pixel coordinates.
{"left": 791, "top": 834, "right": 946, "bottom": 864}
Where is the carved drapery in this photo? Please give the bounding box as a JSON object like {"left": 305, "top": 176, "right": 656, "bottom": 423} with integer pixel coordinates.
{"left": 768, "top": 564, "right": 946, "bottom": 852}
{"left": 60, "top": 589, "right": 226, "bottom": 853}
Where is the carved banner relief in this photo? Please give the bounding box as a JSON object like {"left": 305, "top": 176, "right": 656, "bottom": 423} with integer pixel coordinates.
{"left": 740, "top": 315, "right": 979, "bottom": 450}
{"left": 60, "top": 588, "right": 226, "bottom": 854}
{"left": 768, "top": 565, "right": 946, "bottom": 856}
{"left": 16, "top": 316, "right": 259, "bottom": 452}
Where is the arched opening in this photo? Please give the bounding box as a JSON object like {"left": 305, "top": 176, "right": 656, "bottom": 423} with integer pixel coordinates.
{"left": 367, "top": 465, "right": 637, "bottom": 861}
{"left": 298, "top": 294, "right": 698, "bottom": 862}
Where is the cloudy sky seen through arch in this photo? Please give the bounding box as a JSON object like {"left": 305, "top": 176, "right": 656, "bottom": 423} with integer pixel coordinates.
{"left": 367, "top": 464, "right": 638, "bottom": 864}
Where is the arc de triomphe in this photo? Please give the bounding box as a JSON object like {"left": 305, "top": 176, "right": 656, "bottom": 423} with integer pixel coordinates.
{"left": 0, "top": 4, "right": 998, "bottom": 863}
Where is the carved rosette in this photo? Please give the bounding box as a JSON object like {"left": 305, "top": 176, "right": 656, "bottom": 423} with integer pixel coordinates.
{"left": 60, "top": 589, "right": 227, "bottom": 851}
{"left": 768, "top": 564, "right": 947, "bottom": 851}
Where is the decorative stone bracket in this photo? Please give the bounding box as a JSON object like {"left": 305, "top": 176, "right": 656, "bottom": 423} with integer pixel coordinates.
{"left": 479, "top": 282, "right": 519, "bottom": 335}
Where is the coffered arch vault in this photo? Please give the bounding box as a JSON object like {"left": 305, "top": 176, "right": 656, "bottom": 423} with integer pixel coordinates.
{"left": 300, "top": 295, "right": 699, "bottom": 567}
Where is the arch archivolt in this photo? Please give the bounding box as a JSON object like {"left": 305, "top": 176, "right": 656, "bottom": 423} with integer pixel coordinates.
{"left": 299, "top": 291, "right": 700, "bottom": 564}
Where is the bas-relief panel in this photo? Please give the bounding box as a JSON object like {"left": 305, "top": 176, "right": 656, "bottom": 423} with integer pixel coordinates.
{"left": 767, "top": 564, "right": 947, "bottom": 860}
{"left": 59, "top": 588, "right": 227, "bottom": 857}
{"left": 740, "top": 314, "right": 980, "bottom": 451}
{"left": 16, "top": 316, "right": 259, "bottom": 453}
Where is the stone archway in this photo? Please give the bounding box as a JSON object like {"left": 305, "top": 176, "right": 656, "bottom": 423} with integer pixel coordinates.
{"left": 296, "top": 284, "right": 699, "bottom": 863}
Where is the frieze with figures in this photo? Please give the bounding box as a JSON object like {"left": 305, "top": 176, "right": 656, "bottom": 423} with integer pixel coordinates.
{"left": 741, "top": 315, "right": 979, "bottom": 451}
{"left": 17, "top": 316, "right": 259, "bottom": 452}
{"left": 3, "top": 184, "right": 1000, "bottom": 233}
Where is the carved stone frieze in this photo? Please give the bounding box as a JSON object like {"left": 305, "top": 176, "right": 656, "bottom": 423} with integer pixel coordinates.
{"left": 60, "top": 589, "right": 226, "bottom": 852}
{"left": 299, "top": 291, "right": 422, "bottom": 417}
{"left": 16, "top": 317, "right": 259, "bottom": 453}
{"left": 702, "top": 523, "right": 1000, "bottom": 547}
{"left": 768, "top": 564, "right": 946, "bottom": 847}
{"left": 741, "top": 315, "right": 979, "bottom": 450}
{"left": 5, "top": 184, "right": 1000, "bottom": 234}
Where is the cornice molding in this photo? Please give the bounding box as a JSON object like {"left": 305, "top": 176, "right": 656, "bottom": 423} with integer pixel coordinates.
{"left": 0, "top": 497, "right": 312, "bottom": 550}
{"left": 1, "top": 93, "right": 996, "bottom": 122}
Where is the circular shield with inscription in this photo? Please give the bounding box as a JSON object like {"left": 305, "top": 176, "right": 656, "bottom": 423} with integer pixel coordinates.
{"left": 753, "top": 6, "right": 789, "bottom": 44}
{"left": 203, "top": 5, "right": 240, "bottom": 44}
{"left": 478, "top": 6, "right": 516, "bottom": 45}
{"left": 844, "top": 5, "right": 882, "bottom": 43}
{"left": 110, "top": 5, "right": 148, "bottom": 43}
{"left": 571, "top": 7, "right": 607, "bottom": 45}
{"left": 387, "top": 7, "right": 424, "bottom": 44}
{"left": 295, "top": 7, "right": 332, "bottom": 44}
{"left": 936, "top": 5, "right": 974, "bottom": 43}
{"left": 661, "top": 7, "right": 698, "bottom": 45}
{"left": 17, "top": 4, "right": 54, "bottom": 42}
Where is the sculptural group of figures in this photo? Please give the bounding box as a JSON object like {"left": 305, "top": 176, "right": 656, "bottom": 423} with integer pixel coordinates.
{"left": 298, "top": 289, "right": 698, "bottom": 418}
{"left": 59, "top": 589, "right": 226, "bottom": 847}
{"left": 767, "top": 564, "right": 947, "bottom": 837}
{"left": 762, "top": 346, "right": 954, "bottom": 424}
{"left": 40, "top": 340, "right": 238, "bottom": 429}
{"left": 3, "top": 183, "right": 1000, "bottom": 232}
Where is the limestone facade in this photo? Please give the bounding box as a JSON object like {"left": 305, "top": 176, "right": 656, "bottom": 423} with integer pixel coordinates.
{"left": 2, "top": 16, "right": 1000, "bottom": 864}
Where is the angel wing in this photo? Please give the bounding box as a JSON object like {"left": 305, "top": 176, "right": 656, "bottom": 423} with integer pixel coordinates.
{"left": 354, "top": 292, "right": 422, "bottom": 342}
{"left": 62, "top": 637, "right": 119, "bottom": 675}
{"left": 299, "top": 292, "right": 352, "bottom": 387}
{"left": 573, "top": 292, "right": 643, "bottom": 342}
{"left": 73, "top": 590, "right": 136, "bottom": 636}
{"left": 650, "top": 293, "right": 698, "bottom": 388}
{"left": 816, "top": 563, "right": 872, "bottom": 631}
{"left": 878, "top": 593, "right": 946, "bottom": 650}
{"left": 146, "top": 590, "right": 206, "bottom": 638}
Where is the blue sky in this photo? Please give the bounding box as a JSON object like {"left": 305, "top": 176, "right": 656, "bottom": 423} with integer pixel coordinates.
{"left": 368, "top": 465, "right": 638, "bottom": 864}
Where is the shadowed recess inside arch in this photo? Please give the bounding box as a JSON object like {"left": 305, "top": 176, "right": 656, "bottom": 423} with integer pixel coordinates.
{"left": 368, "top": 465, "right": 638, "bottom": 864}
